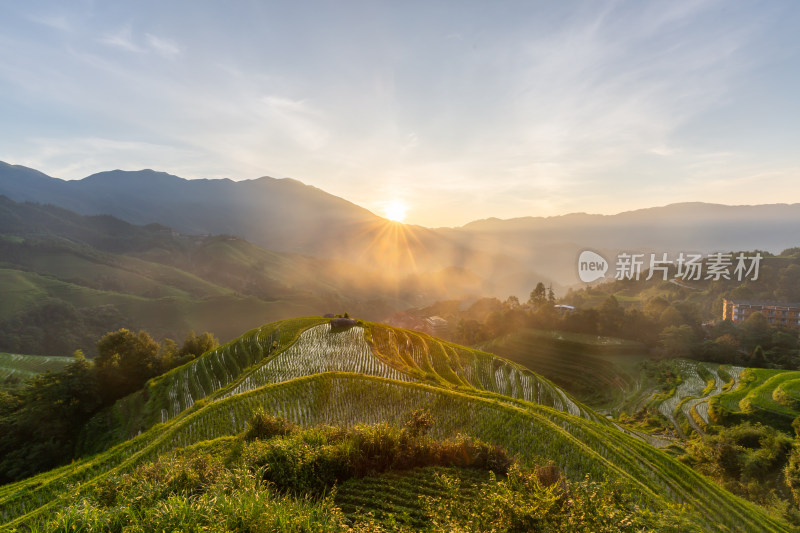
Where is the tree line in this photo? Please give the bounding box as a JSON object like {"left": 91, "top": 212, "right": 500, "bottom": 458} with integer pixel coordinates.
{"left": 448, "top": 283, "right": 800, "bottom": 370}
{"left": 0, "top": 329, "right": 217, "bottom": 483}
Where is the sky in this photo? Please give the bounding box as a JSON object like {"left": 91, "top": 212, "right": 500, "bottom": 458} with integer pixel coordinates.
{"left": 1, "top": 0, "right": 799, "bottom": 227}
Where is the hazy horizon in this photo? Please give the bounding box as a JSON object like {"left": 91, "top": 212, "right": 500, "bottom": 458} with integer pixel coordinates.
{"left": 7, "top": 160, "right": 800, "bottom": 230}
{"left": 2, "top": 1, "right": 800, "bottom": 226}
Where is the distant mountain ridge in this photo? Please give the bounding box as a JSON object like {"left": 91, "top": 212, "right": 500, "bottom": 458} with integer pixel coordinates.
{"left": 0, "top": 162, "right": 523, "bottom": 286}
{"left": 2, "top": 161, "right": 798, "bottom": 287}
{"left": 0, "top": 162, "right": 377, "bottom": 251}
{"left": 460, "top": 202, "right": 800, "bottom": 232}
{"left": 442, "top": 202, "right": 800, "bottom": 285}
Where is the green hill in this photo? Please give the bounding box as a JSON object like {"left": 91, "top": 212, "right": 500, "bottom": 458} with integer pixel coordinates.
{"left": 0, "top": 317, "right": 788, "bottom": 531}
{"left": 477, "top": 327, "right": 772, "bottom": 440}
{"left": 561, "top": 247, "right": 800, "bottom": 323}
{"left": 0, "top": 196, "right": 401, "bottom": 355}
{"left": 76, "top": 318, "right": 601, "bottom": 455}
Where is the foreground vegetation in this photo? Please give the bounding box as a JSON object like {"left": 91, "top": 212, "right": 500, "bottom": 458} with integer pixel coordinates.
{"left": 10, "top": 413, "right": 703, "bottom": 532}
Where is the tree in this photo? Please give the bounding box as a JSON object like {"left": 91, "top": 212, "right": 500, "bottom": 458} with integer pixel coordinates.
{"left": 563, "top": 309, "right": 599, "bottom": 335}
{"left": 529, "top": 283, "right": 547, "bottom": 307}
{"left": 659, "top": 306, "right": 685, "bottom": 328}
{"left": 750, "top": 345, "right": 767, "bottom": 368}
{"left": 0, "top": 351, "right": 101, "bottom": 483}
{"left": 786, "top": 446, "right": 800, "bottom": 506}
{"left": 644, "top": 297, "right": 669, "bottom": 320}
{"left": 547, "top": 285, "right": 556, "bottom": 305}
{"left": 598, "top": 295, "right": 625, "bottom": 336}
{"left": 179, "top": 331, "right": 219, "bottom": 360}
{"left": 95, "top": 329, "right": 162, "bottom": 402}
{"left": 741, "top": 312, "right": 771, "bottom": 352}
{"left": 485, "top": 311, "right": 507, "bottom": 338}
{"left": 659, "top": 325, "right": 697, "bottom": 357}
{"left": 504, "top": 296, "right": 520, "bottom": 310}
{"left": 455, "top": 319, "right": 486, "bottom": 346}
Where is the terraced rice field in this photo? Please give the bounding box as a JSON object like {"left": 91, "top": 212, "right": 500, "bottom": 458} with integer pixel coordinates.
{"left": 0, "top": 352, "right": 73, "bottom": 389}
{"left": 651, "top": 360, "right": 743, "bottom": 437}
{"left": 478, "top": 328, "right": 648, "bottom": 413}
{"left": 335, "top": 466, "right": 492, "bottom": 529}
{"left": 689, "top": 366, "right": 744, "bottom": 426}
{"left": 774, "top": 378, "right": 800, "bottom": 409}
{"left": 368, "top": 326, "right": 593, "bottom": 420}
{"left": 223, "top": 323, "right": 412, "bottom": 397}
{"left": 78, "top": 318, "right": 600, "bottom": 455}
{"left": 0, "top": 372, "right": 787, "bottom": 532}
{"left": 75, "top": 317, "right": 327, "bottom": 453}
{"left": 710, "top": 368, "right": 800, "bottom": 432}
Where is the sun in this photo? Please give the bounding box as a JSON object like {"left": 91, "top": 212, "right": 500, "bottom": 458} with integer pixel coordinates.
{"left": 384, "top": 199, "right": 407, "bottom": 222}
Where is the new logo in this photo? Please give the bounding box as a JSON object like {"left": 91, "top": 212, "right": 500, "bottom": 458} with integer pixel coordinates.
{"left": 577, "top": 250, "right": 608, "bottom": 283}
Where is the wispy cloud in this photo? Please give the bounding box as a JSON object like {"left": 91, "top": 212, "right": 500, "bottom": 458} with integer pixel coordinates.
{"left": 145, "top": 33, "right": 181, "bottom": 58}
{"left": 28, "top": 13, "right": 72, "bottom": 33}
{"left": 100, "top": 25, "right": 143, "bottom": 53}
{"left": 101, "top": 26, "right": 181, "bottom": 59}
{"left": 260, "top": 95, "right": 330, "bottom": 151}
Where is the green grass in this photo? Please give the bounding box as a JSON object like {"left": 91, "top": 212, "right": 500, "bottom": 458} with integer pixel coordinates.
{"left": 774, "top": 379, "right": 800, "bottom": 409}
{"left": 0, "top": 266, "right": 328, "bottom": 344}
{"left": 11, "top": 430, "right": 701, "bottom": 532}
{"left": 0, "top": 352, "right": 73, "bottom": 389}
{"left": 335, "top": 464, "right": 708, "bottom": 532}
{"left": 0, "top": 270, "right": 48, "bottom": 320}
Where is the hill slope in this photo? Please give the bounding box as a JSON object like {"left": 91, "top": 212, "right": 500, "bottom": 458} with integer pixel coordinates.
{"left": 0, "top": 195, "right": 522, "bottom": 356}
{"left": 478, "top": 328, "right": 648, "bottom": 412}
{"left": 0, "top": 317, "right": 788, "bottom": 531}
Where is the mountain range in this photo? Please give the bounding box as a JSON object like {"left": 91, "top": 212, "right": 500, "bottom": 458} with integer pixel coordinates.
{"left": 2, "top": 161, "right": 799, "bottom": 290}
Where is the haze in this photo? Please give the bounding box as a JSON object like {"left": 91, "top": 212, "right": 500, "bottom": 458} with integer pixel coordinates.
{"left": 1, "top": 1, "right": 799, "bottom": 226}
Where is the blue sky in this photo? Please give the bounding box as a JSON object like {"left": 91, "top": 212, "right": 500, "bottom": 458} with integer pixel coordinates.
{"left": 1, "top": 0, "right": 799, "bottom": 226}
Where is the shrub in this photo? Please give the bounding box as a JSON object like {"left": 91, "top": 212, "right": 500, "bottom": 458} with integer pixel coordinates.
{"left": 241, "top": 415, "right": 512, "bottom": 496}
{"left": 244, "top": 410, "right": 298, "bottom": 441}
{"left": 403, "top": 408, "right": 434, "bottom": 438}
